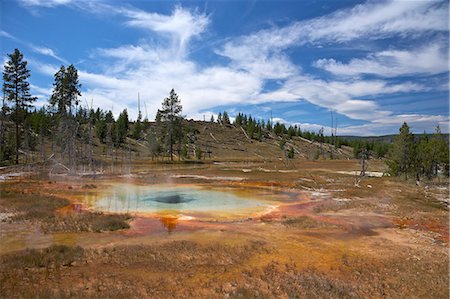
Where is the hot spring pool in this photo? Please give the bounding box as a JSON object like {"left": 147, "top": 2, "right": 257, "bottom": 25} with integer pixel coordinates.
{"left": 92, "top": 184, "right": 274, "bottom": 216}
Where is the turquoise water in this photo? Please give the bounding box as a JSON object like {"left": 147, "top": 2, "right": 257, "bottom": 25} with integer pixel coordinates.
{"left": 93, "top": 184, "right": 271, "bottom": 215}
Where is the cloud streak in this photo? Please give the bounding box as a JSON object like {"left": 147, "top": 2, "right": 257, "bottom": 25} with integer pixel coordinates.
{"left": 314, "top": 43, "right": 449, "bottom": 77}
{"left": 30, "top": 45, "right": 68, "bottom": 64}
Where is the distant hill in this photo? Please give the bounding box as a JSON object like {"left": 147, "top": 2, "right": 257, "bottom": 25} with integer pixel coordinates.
{"left": 340, "top": 134, "right": 449, "bottom": 144}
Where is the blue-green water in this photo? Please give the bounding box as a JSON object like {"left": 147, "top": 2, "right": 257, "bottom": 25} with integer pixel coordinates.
{"left": 93, "top": 184, "right": 271, "bottom": 215}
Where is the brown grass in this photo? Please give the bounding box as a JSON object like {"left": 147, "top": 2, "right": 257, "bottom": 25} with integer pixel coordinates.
{"left": 0, "top": 184, "right": 131, "bottom": 233}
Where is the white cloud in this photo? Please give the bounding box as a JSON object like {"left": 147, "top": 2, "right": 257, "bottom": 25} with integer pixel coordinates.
{"left": 257, "top": 75, "right": 425, "bottom": 121}
{"left": 30, "top": 46, "right": 68, "bottom": 64}
{"left": 315, "top": 43, "right": 449, "bottom": 77}
{"left": 297, "top": 0, "right": 447, "bottom": 44}
{"left": 18, "top": 0, "right": 76, "bottom": 7}
{"left": 28, "top": 59, "right": 59, "bottom": 76}
{"left": 0, "top": 30, "right": 14, "bottom": 39}
{"left": 1, "top": 29, "right": 67, "bottom": 64}
{"left": 117, "top": 6, "right": 210, "bottom": 58}
{"left": 217, "top": 0, "right": 448, "bottom": 63}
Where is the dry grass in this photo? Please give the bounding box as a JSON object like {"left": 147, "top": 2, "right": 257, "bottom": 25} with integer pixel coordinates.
{"left": 282, "top": 216, "right": 335, "bottom": 229}
{"left": 0, "top": 184, "right": 131, "bottom": 233}
{"left": 1, "top": 240, "right": 446, "bottom": 298}
{"left": 43, "top": 212, "right": 131, "bottom": 233}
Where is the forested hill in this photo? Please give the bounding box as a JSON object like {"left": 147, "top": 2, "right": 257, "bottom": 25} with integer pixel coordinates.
{"left": 341, "top": 134, "right": 450, "bottom": 144}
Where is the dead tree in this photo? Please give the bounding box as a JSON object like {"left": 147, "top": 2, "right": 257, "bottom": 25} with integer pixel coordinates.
{"left": 359, "top": 147, "right": 369, "bottom": 177}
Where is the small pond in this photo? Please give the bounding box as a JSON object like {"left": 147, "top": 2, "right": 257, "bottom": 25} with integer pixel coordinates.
{"left": 92, "top": 184, "right": 276, "bottom": 217}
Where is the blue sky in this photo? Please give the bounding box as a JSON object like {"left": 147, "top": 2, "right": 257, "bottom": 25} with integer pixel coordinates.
{"left": 1, "top": 0, "right": 448, "bottom": 136}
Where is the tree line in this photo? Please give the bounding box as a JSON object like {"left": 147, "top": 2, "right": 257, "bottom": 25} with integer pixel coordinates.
{"left": 387, "top": 122, "right": 448, "bottom": 181}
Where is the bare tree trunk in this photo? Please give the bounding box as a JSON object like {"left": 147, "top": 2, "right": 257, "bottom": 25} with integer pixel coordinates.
{"left": 169, "top": 129, "right": 173, "bottom": 161}
{"left": 15, "top": 120, "right": 19, "bottom": 164}
{"left": 40, "top": 126, "right": 45, "bottom": 161}
{"left": 359, "top": 148, "right": 368, "bottom": 177}
{"left": 24, "top": 122, "right": 29, "bottom": 165}
{"left": 88, "top": 118, "right": 93, "bottom": 171}
{"left": 14, "top": 85, "right": 20, "bottom": 165}
{"left": 0, "top": 95, "right": 5, "bottom": 161}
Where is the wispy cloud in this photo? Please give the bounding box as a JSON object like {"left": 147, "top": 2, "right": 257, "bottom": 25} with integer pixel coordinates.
{"left": 256, "top": 75, "right": 425, "bottom": 121}
{"left": 30, "top": 45, "right": 68, "bottom": 64}
{"left": 118, "top": 6, "right": 209, "bottom": 57}
{"left": 314, "top": 43, "right": 448, "bottom": 77}
{"left": 28, "top": 59, "right": 59, "bottom": 76}
{"left": 2, "top": 29, "right": 67, "bottom": 64}
{"left": 296, "top": 0, "right": 447, "bottom": 44}
{"left": 217, "top": 1, "right": 448, "bottom": 62}
{"left": 0, "top": 30, "right": 15, "bottom": 39}
{"left": 18, "top": 0, "right": 75, "bottom": 8}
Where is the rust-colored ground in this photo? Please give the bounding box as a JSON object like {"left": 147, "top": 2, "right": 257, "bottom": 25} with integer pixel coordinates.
{"left": 0, "top": 159, "right": 448, "bottom": 298}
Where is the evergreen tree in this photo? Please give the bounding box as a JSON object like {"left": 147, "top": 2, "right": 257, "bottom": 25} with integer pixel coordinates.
{"left": 217, "top": 112, "right": 222, "bottom": 124}
{"left": 222, "top": 111, "right": 230, "bottom": 125}
{"left": 116, "top": 109, "right": 129, "bottom": 145}
{"left": 105, "top": 110, "right": 114, "bottom": 123}
{"left": 430, "top": 126, "right": 449, "bottom": 177}
{"left": 157, "top": 89, "right": 183, "bottom": 161}
{"left": 132, "top": 110, "right": 143, "bottom": 140}
{"left": 387, "top": 122, "right": 415, "bottom": 179}
{"left": 2, "top": 49, "right": 36, "bottom": 164}
{"left": 234, "top": 113, "right": 242, "bottom": 126}
{"left": 266, "top": 120, "right": 272, "bottom": 131}
{"left": 95, "top": 117, "right": 107, "bottom": 143}
{"left": 50, "top": 64, "right": 81, "bottom": 115}
{"left": 257, "top": 125, "right": 262, "bottom": 141}
{"left": 287, "top": 126, "right": 296, "bottom": 139}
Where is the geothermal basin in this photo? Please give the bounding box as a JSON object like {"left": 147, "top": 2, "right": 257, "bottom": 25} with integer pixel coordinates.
{"left": 91, "top": 184, "right": 277, "bottom": 218}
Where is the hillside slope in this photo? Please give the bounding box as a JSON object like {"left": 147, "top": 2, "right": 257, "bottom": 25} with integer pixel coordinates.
{"left": 126, "top": 121, "right": 353, "bottom": 162}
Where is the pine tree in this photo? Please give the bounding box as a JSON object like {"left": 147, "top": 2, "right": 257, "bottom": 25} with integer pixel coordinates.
{"left": 132, "top": 110, "right": 142, "bottom": 140}
{"left": 431, "top": 125, "right": 449, "bottom": 177}
{"left": 2, "top": 49, "right": 36, "bottom": 164}
{"left": 157, "top": 89, "right": 183, "bottom": 161}
{"left": 222, "top": 111, "right": 230, "bottom": 125}
{"left": 50, "top": 65, "right": 81, "bottom": 115}
{"left": 116, "top": 109, "right": 129, "bottom": 145}
{"left": 387, "top": 122, "right": 415, "bottom": 179}
{"left": 217, "top": 112, "right": 222, "bottom": 125}
{"left": 234, "top": 113, "right": 242, "bottom": 126}
{"left": 95, "top": 117, "right": 107, "bottom": 143}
